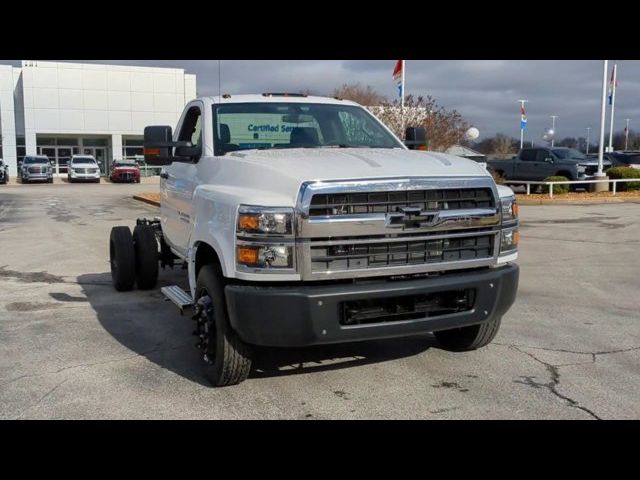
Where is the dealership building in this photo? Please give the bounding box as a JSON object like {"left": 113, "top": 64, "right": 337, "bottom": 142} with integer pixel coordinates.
{"left": 0, "top": 60, "right": 197, "bottom": 177}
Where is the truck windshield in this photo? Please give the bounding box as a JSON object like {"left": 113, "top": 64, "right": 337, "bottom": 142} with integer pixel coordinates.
{"left": 552, "top": 148, "right": 586, "bottom": 160}
{"left": 212, "top": 102, "right": 404, "bottom": 155}
{"left": 71, "top": 157, "right": 96, "bottom": 164}
{"left": 24, "top": 157, "right": 49, "bottom": 164}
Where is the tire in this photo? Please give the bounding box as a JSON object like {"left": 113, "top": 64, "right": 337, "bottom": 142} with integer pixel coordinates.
{"left": 135, "top": 178, "right": 141, "bottom": 183}
{"left": 94, "top": 178, "right": 100, "bottom": 183}
{"left": 195, "top": 264, "right": 252, "bottom": 386}
{"left": 132, "top": 225, "right": 159, "bottom": 290}
{"left": 434, "top": 316, "right": 502, "bottom": 351}
{"left": 48, "top": 178, "right": 53, "bottom": 184}
{"left": 110, "top": 226, "right": 136, "bottom": 291}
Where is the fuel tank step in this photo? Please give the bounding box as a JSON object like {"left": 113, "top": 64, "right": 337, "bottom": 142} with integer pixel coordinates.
{"left": 161, "top": 285, "right": 194, "bottom": 314}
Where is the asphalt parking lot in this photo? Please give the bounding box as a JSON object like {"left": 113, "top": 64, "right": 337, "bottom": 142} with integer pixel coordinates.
{"left": 0, "top": 182, "right": 638, "bottom": 419}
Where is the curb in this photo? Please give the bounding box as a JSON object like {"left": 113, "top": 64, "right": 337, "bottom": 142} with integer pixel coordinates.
{"left": 133, "top": 195, "right": 160, "bottom": 207}
{"left": 517, "top": 196, "right": 640, "bottom": 205}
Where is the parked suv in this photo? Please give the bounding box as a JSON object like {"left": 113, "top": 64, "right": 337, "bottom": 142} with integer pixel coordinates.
{"left": 110, "top": 160, "right": 141, "bottom": 183}
{"left": 0, "top": 159, "right": 8, "bottom": 184}
{"left": 488, "top": 147, "right": 612, "bottom": 181}
{"left": 20, "top": 156, "right": 53, "bottom": 183}
{"left": 68, "top": 155, "right": 101, "bottom": 183}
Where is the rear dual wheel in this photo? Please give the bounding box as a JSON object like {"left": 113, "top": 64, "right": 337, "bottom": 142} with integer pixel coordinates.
{"left": 109, "top": 225, "right": 159, "bottom": 291}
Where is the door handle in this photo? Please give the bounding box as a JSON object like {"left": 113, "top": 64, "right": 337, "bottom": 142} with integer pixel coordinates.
{"left": 160, "top": 172, "right": 169, "bottom": 179}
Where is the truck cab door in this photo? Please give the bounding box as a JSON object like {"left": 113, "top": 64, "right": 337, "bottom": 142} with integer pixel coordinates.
{"left": 161, "top": 104, "right": 203, "bottom": 257}
{"left": 514, "top": 149, "right": 537, "bottom": 180}
{"left": 534, "top": 149, "right": 554, "bottom": 180}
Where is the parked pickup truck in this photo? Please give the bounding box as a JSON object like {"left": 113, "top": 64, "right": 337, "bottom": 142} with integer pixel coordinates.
{"left": 108, "top": 93, "right": 520, "bottom": 386}
{"left": 487, "top": 147, "right": 612, "bottom": 181}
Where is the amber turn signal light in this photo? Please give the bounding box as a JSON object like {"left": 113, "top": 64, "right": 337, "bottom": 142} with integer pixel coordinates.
{"left": 144, "top": 148, "right": 160, "bottom": 156}
{"left": 238, "top": 213, "right": 260, "bottom": 231}
{"left": 237, "top": 246, "right": 259, "bottom": 266}
{"left": 513, "top": 230, "right": 520, "bottom": 246}
{"left": 512, "top": 203, "right": 519, "bottom": 218}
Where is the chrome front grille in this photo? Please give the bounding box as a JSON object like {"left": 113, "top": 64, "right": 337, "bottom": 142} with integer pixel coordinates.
{"left": 296, "top": 177, "right": 501, "bottom": 280}
{"left": 310, "top": 233, "right": 494, "bottom": 272}
{"left": 309, "top": 188, "right": 494, "bottom": 216}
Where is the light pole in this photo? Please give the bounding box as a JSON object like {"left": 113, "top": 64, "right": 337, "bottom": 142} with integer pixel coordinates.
{"left": 625, "top": 118, "right": 630, "bottom": 151}
{"left": 596, "top": 60, "right": 609, "bottom": 187}
{"left": 586, "top": 127, "right": 591, "bottom": 154}
{"left": 550, "top": 116, "right": 558, "bottom": 147}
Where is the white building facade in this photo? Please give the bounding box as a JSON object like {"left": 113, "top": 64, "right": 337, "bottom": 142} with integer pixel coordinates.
{"left": 0, "top": 60, "right": 197, "bottom": 176}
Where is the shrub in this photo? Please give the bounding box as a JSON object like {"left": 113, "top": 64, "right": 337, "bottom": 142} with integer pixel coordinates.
{"left": 605, "top": 167, "right": 640, "bottom": 191}
{"left": 541, "top": 176, "right": 570, "bottom": 194}
{"left": 490, "top": 170, "right": 505, "bottom": 185}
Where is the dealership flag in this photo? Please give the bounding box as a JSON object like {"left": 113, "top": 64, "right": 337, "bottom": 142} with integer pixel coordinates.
{"left": 393, "top": 60, "right": 404, "bottom": 107}
{"left": 608, "top": 64, "right": 618, "bottom": 105}
{"left": 520, "top": 105, "right": 527, "bottom": 129}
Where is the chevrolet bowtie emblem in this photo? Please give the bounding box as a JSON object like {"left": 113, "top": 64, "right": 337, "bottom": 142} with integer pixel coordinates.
{"left": 385, "top": 206, "right": 440, "bottom": 229}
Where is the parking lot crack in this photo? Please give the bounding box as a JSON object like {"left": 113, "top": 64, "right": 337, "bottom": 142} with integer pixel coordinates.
{"left": 510, "top": 346, "right": 602, "bottom": 420}
{"left": 0, "top": 342, "right": 192, "bottom": 389}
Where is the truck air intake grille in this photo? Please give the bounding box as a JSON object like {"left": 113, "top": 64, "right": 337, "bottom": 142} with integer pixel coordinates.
{"left": 311, "top": 234, "right": 494, "bottom": 272}
{"left": 309, "top": 188, "right": 494, "bottom": 216}
{"left": 341, "top": 289, "right": 475, "bottom": 325}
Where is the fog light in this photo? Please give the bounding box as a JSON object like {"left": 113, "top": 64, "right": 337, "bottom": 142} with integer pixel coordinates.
{"left": 501, "top": 228, "right": 519, "bottom": 253}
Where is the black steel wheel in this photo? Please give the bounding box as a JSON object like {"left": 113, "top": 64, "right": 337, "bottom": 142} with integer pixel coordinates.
{"left": 194, "top": 264, "right": 252, "bottom": 386}
{"left": 434, "top": 316, "right": 502, "bottom": 351}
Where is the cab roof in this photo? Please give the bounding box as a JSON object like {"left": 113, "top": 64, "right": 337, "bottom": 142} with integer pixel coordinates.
{"left": 200, "top": 93, "right": 361, "bottom": 107}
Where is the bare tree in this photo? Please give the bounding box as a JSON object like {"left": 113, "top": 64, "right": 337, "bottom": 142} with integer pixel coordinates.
{"left": 369, "top": 95, "right": 469, "bottom": 150}
{"left": 332, "top": 83, "right": 386, "bottom": 106}
{"left": 491, "top": 133, "right": 518, "bottom": 155}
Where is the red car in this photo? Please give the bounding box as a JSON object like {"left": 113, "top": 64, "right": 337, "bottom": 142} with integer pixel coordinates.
{"left": 110, "top": 160, "right": 141, "bottom": 183}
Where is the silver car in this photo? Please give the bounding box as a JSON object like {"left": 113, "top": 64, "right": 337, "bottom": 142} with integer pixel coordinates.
{"left": 20, "top": 156, "right": 54, "bottom": 183}
{"left": 0, "top": 159, "right": 8, "bottom": 184}
{"left": 68, "top": 155, "right": 101, "bottom": 183}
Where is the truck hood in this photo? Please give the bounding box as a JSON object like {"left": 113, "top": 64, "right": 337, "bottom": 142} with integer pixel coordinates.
{"left": 228, "top": 147, "right": 489, "bottom": 183}
{"left": 210, "top": 148, "right": 493, "bottom": 207}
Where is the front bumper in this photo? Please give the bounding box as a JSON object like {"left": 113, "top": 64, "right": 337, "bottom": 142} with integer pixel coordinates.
{"left": 23, "top": 172, "right": 52, "bottom": 181}
{"left": 225, "top": 264, "right": 519, "bottom": 347}
{"left": 69, "top": 171, "right": 101, "bottom": 180}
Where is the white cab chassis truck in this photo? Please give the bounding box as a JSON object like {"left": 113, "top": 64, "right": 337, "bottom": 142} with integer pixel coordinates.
{"left": 109, "top": 94, "right": 520, "bottom": 386}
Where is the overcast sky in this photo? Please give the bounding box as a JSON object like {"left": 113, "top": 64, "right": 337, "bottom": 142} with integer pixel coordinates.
{"left": 2, "top": 60, "right": 638, "bottom": 141}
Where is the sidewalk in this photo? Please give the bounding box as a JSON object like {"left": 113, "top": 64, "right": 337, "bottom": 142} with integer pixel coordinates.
{"left": 517, "top": 191, "right": 640, "bottom": 205}
{"left": 2, "top": 175, "right": 160, "bottom": 186}
{"left": 133, "top": 192, "right": 161, "bottom": 207}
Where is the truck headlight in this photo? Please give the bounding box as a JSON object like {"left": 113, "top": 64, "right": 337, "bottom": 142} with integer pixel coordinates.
{"left": 237, "top": 206, "right": 293, "bottom": 236}
{"left": 236, "top": 244, "right": 293, "bottom": 269}
{"left": 500, "top": 227, "right": 519, "bottom": 253}
{"left": 501, "top": 196, "right": 518, "bottom": 223}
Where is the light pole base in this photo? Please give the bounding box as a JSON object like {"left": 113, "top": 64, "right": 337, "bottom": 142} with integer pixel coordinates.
{"left": 591, "top": 172, "right": 609, "bottom": 192}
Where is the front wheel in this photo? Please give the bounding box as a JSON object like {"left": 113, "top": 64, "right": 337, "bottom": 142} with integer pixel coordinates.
{"left": 194, "top": 264, "right": 252, "bottom": 386}
{"left": 434, "top": 317, "right": 502, "bottom": 351}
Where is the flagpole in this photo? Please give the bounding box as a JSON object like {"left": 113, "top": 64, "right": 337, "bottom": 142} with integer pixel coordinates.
{"left": 607, "top": 63, "right": 617, "bottom": 152}
{"left": 597, "top": 60, "right": 609, "bottom": 176}
{"left": 518, "top": 99, "right": 527, "bottom": 150}
{"left": 401, "top": 60, "right": 405, "bottom": 138}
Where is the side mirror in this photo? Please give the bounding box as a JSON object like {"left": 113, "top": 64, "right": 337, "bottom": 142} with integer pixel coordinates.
{"left": 544, "top": 157, "right": 554, "bottom": 164}
{"left": 144, "top": 126, "right": 175, "bottom": 165}
{"left": 405, "top": 127, "right": 427, "bottom": 150}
